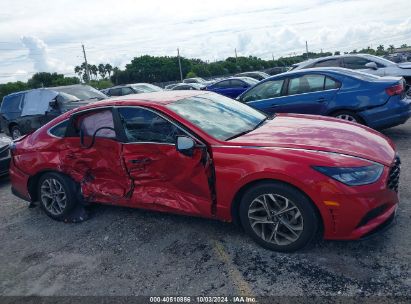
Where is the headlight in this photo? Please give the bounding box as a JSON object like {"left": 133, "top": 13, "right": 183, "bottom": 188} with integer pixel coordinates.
{"left": 313, "top": 164, "right": 384, "bottom": 186}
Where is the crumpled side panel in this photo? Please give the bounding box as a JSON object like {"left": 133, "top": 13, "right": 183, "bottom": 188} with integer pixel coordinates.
{"left": 122, "top": 143, "right": 212, "bottom": 216}
{"left": 60, "top": 138, "right": 132, "bottom": 204}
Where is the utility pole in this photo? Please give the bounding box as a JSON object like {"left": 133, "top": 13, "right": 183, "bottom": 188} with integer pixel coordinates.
{"left": 272, "top": 53, "right": 275, "bottom": 61}
{"left": 177, "top": 48, "right": 183, "bottom": 81}
{"left": 305, "top": 41, "right": 309, "bottom": 60}
{"left": 235, "top": 48, "right": 238, "bottom": 60}
{"left": 82, "top": 44, "right": 90, "bottom": 83}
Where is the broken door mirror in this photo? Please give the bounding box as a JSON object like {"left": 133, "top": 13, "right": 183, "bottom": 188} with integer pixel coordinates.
{"left": 176, "top": 136, "right": 195, "bottom": 156}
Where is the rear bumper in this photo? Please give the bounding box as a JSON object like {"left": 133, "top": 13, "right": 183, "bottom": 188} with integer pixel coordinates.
{"left": 9, "top": 159, "right": 31, "bottom": 201}
{"left": 0, "top": 157, "right": 10, "bottom": 176}
{"left": 360, "top": 96, "right": 411, "bottom": 129}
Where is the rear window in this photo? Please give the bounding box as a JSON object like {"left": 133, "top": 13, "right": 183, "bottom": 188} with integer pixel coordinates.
{"left": 49, "top": 120, "right": 69, "bottom": 138}
{"left": 337, "top": 69, "right": 380, "bottom": 81}
{"left": 1, "top": 94, "right": 24, "bottom": 113}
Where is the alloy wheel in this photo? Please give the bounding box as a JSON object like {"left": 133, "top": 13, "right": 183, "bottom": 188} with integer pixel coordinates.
{"left": 248, "top": 193, "right": 304, "bottom": 246}
{"left": 335, "top": 114, "right": 357, "bottom": 122}
{"left": 12, "top": 128, "right": 21, "bottom": 139}
{"left": 40, "top": 178, "right": 67, "bottom": 216}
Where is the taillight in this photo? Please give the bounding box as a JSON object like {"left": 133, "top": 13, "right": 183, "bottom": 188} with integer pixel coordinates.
{"left": 385, "top": 82, "right": 404, "bottom": 96}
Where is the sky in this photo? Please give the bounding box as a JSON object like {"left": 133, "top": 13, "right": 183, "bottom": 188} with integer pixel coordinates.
{"left": 0, "top": 0, "right": 410, "bottom": 83}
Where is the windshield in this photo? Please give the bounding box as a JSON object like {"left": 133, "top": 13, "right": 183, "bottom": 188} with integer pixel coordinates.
{"left": 241, "top": 77, "right": 259, "bottom": 85}
{"left": 166, "top": 93, "right": 266, "bottom": 140}
{"left": 52, "top": 85, "right": 107, "bottom": 101}
{"left": 56, "top": 92, "right": 80, "bottom": 102}
{"left": 132, "top": 84, "right": 162, "bottom": 92}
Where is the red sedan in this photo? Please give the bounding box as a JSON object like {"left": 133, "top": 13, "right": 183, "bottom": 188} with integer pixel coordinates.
{"left": 9, "top": 91, "right": 400, "bottom": 252}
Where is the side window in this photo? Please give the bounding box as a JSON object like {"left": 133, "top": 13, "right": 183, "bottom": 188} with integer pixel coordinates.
{"left": 109, "top": 88, "right": 122, "bottom": 96}
{"left": 230, "top": 79, "right": 246, "bottom": 88}
{"left": 121, "top": 87, "right": 134, "bottom": 95}
{"left": 213, "top": 80, "right": 230, "bottom": 89}
{"left": 241, "top": 79, "right": 284, "bottom": 102}
{"left": 49, "top": 120, "right": 69, "bottom": 138}
{"left": 324, "top": 77, "right": 341, "bottom": 90}
{"left": 343, "top": 57, "right": 371, "bottom": 69}
{"left": 1, "top": 94, "right": 24, "bottom": 113}
{"left": 118, "top": 107, "right": 185, "bottom": 143}
{"left": 313, "top": 59, "right": 341, "bottom": 68}
{"left": 288, "top": 75, "right": 325, "bottom": 95}
{"left": 75, "top": 109, "right": 116, "bottom": 139}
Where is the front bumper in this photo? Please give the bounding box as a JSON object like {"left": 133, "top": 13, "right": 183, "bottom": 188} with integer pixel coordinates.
{"left": 361, "top": 96, "right": 411, "bottom": 129}
{"left": 316, "top": 164, "right": 400, "bottom": 240}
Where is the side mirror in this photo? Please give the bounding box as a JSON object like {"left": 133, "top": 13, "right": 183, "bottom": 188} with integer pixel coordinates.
{"left": 49, "top": 99, "right": 58, "bottom": 108}
{"left": 365, "top": 62, "right": 378, "bottom": 70}
{"left": 176, "top": 136, "right": 195, "bottom": 156}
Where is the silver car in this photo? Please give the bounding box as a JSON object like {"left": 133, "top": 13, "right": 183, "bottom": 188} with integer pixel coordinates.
{"left": 291, "top": 54, "right": 411, "bottom": 85}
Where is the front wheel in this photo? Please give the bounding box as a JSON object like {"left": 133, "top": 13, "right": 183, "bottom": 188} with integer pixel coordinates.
{"left": 239, "top": 182, "right": 319, "bottom": 252}
{"left": 11, "top": 125, "right": 23, "bottom": 139}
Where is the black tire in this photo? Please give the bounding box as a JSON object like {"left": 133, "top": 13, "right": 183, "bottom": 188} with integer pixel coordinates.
{"left": 10, "top": 125, "right": 23, "bottom": 140}
{"left": 330, "top": 110, "right": 364, "bottom": 125}
{"left": 37, "top": 172, "right": 78, "bottom": 221}
{"left": 239, "top": 182, "right": 319, "bottom": 252}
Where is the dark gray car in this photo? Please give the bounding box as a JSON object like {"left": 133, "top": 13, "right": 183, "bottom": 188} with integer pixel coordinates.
{"left": 0, "top": 136, "right": 11, "bottom": 177}
{"left": 0, "top": 84, "right": 107, "bottom": 139}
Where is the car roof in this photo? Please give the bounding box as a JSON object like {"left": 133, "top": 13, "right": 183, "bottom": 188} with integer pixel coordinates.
{"left": 294, "top": 53, "right": 381, "bottom": 67}
{"left": 266, "top": 67, "right": 361, "bottom": 78}
{"left": 81, "top": 90, "right": 206, "bottom": 109}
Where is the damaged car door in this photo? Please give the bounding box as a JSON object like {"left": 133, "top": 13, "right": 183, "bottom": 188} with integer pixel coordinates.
{"left": 116, "top": 107, "right": 214, "bottom": 216}
{"left": 61, "top": 108, "right": 133, "bottom": 204}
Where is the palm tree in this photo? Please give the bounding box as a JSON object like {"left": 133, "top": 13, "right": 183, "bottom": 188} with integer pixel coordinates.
{"left": 98, "top": 64, "right": 106, "bottom": 79}
{"left": 388, "top": 45, "right": 395, "bottom": 53}
{"left": 105, "top": 63, "right": 113, "bottom": 78}
{"left": 89, "top": 64, "right": 98, "bottom": 80}
{"left": 74, "top": 65, "right": 83, "bottom": 78}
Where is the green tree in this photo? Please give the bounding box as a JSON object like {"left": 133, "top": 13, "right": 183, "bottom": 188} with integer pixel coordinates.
{"left": 186, "top": 71, "right": 197, "bottom": 78}
{"left": 98, "top": 64, "right": 106, "bottom": 79}
{"left": 388, "top": 45, "right": 395, "bottom": 53}
{"left": 89, "top": 64, "right": 98, "bottom": 80}
{"left": 105, "top": 63, "right": 113, "bottom": 77}
{"left": 376, "top": 45, "right": 385, "bottom": 55}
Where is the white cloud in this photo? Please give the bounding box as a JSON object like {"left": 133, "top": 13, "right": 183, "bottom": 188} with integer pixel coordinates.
{"left": 20, "top": 36, "right": 73, "bottom": 74}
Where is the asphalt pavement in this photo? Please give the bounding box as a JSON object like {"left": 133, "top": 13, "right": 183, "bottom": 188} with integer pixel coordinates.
{"left": 0, "top": 121, "right": 410, "bottom": 299}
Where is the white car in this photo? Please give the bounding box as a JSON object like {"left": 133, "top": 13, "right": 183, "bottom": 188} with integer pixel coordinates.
{"left": 291, "top": 54, "right": 411, "bottom": 85}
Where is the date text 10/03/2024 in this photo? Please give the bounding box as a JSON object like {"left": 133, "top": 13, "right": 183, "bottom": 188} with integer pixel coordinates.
{"left": 149, "top": 296, "right": 257, "bottom": 303}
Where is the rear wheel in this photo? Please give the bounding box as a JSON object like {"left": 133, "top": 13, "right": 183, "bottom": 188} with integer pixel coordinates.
{"left": 38, "top": 172, "right": 78, "bottom": 221}
{"left": 239, "top": 182, "right": 319, "bottom": 252}
{"left": 331, "top": 111, "right": 363, "bottom": 124}
{"left": 10, "top": 125, "right": 22, "bottom": 139}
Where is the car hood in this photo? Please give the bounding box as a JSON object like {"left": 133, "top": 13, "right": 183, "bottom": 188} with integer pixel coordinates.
{"left": 0, "top": 136, "right": 12, "bottom": 149}
{"left": 398, "top": 62, "right": 411, "bottom": 69}
{"left": 229, "top": 114, "right": 396, "bottom": 166}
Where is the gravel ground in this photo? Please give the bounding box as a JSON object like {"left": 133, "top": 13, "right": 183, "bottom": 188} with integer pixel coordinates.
{"left": 0, "top": 121, "right": 410, "bottom": 299}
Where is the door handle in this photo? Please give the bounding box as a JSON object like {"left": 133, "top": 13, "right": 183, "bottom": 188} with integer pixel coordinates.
{"left": 129, "top": 158, "right": 151, "bottom": 164}
{"left": 317, "top": 97, "right": 326, "bottom": 102}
